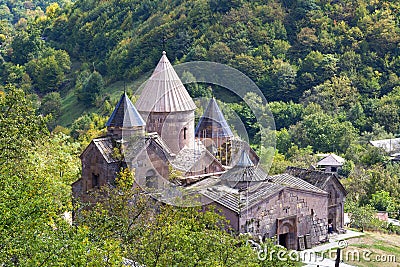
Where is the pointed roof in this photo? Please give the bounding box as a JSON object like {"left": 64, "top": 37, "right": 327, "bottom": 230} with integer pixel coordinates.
{"left": 106, "top": 92, "right": 145, "bottom": 128}
{"left": 220, "top": 151, "right": 266, "bottom": 183}
{"left": 317, "top": 153, "right": 345, "bottom": 166}
{"left": 135, "top": 51, "right": 196, "bottom": 113}
{"left": 195, "top": 98, "right": 234, "bottom": 138}
{"left": 236, "top": 149, "right": 254, "bottom": 167}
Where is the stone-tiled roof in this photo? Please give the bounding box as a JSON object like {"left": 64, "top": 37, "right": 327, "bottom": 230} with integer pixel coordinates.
{"left": 317, "top": 154, "right": 345, "bottom": 166}
{"left": 92, "top": 137, "right": 119, "bottom": 163}
{"left": 270, "top": 173, "right": 327, "bottom": 194}
{"left": 170, "top": 141, "right": 206, "bottom": 171}
{"left": 220, "top": 151, "right": 264, "bottom": 182}
{"left": 89, "top": 133, "right": 174, "bottom": 165}
{"left": 198, "top": 156, "right": 328, "bottom": 213}
{"left": 106, "top": 92, "right": 145, "bottom": 128}
{"left": 135, "top": 51, "right": 196, "bottom": 113}
{"left": 170, "top": 140, "right": 224, "bottom": 173}
{"left": 195, "top": 98, "right": 234, "bottom": 138}
{"left": 285, "top": 166, "right": 347, "bottom": 195}
{"left": 201, "top": 180, "right": 284, "bottom": 213}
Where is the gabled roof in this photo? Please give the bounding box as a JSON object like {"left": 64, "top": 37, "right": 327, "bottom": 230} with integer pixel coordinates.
{"left": 201, "top": 180, "right": 284, "bottom": 213}
{"left": 270, "top": 173, "right": 327, "bottom": 195}
{"left": 106, "top": 92, "right": 145, "bottom": 128}
{"left": 79, "top": 137, "right": 119, "bottom": 164}
{"left": 170, "top": 141, "right": 224, "bottom": 174}
{"left": 135, "top": 51, "right": 196, "bottom": 113}
{"left": 285, "top": 166, "right": 347, "bottom": 196}
{"left": 317, "top": 153, "right": 345, "bottom": 166}
{"left": 195, "top": 98, "right": 234, "bottom": 139}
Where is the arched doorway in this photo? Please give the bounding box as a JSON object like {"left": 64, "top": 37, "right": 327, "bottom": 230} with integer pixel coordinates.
{"left": 277, "top": 216, "right": 297, "bottom": 250}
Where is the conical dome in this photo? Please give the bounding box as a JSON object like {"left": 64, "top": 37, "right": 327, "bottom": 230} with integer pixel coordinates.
{"left": 220, "top": 150, "right": 267, "bottom": 189}
{"left": 106, "top": 92, "right": 145, "bottom": 128}
{"left": 135, "top": 51, "right": 196, "bottom": 113}
{"left": 195, "top": 98, "right": 234, "bottom": 138}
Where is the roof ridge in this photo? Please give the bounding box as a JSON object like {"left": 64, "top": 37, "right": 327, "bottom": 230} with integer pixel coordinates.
{"left": 106, "top": 92, "right": 145, "bottom": 128}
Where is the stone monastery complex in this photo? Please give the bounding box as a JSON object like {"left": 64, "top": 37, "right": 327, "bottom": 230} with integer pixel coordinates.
{"left": 72, "top": 51, "right": 347, "bottom": 251}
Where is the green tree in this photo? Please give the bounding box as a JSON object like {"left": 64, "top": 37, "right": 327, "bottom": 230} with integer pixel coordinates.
{"left": 11, "top": 29, "right": 44, "bottom": 65}
{"left": 0, "top": 88, "right": 121, "bottom": 265}
{"left": 347, "top": 202, "right": 382, "bottom": 232}
{"left": 269, "top": 101, "right": 304, "bottom": 130}
{"left": 76, "top": 70, "right": 104, "bottom": 107}
{"left": 26, "top": 49, "right": 71, "bottom": 94}
{"left": 290, "top": 112, "right": 358, "bottom": 153}
{"left": 302, "top": 75, "right": 360, "bottom": 114}
{"left": 370, "top": 190, "right": 397, "bottom": 213}
{"left": 40, "top": 91, "right": 61, "bottom": 117}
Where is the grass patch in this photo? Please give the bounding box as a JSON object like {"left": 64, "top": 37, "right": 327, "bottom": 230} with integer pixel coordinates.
{"left": 342, "top": 231, "right": 400, "bottom": 267}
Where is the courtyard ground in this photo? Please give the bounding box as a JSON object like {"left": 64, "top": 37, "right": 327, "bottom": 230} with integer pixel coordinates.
{"left": 302, "top": 230, "right": 400, "bottom": 267}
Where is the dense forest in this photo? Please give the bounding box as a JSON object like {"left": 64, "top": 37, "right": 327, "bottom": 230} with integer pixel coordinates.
{"left": 1, "top": 0, "right": 400, "bottom": 265}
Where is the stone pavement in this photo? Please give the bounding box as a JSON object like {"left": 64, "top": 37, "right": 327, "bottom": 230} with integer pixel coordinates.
{"left": 301, "top": 230, "right": 365, "bottom": 267}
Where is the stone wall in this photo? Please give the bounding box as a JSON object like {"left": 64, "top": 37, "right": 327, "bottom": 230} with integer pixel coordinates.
{"left": 141, "top": 111, "right": 195, "bottom": 153}
{"left": 238, "top": 188, "right": 328, "bottom": 249}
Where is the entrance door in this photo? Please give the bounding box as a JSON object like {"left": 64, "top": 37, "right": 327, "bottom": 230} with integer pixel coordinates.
{"left": 277, "top": 216, "right": 297, "bottom": 250}
{"left": 328, "top": 208, "right": 337, "bottom": 232}
{"left": 279, "top": 233, "right": 288, "bottom": 247}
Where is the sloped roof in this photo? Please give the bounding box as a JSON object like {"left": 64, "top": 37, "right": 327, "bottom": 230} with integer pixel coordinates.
{"left": 270, "top": 173, "right": 327, "bottom": 194}
{"left": 195, "top": 98, "right": 234, "bottom": 138}
{"left": 106, "top": 92, "right": 145, "bottom": 128}
{"left": 220, "top": 151, "right": 266, "bottom": 183}
{"left": 84, "top": 133, "right": 174, "bottom": 166}
{"left": 317, "top": 153, "right": 345, "bottom": 166}
{"left": 170, "top": 141, "right": 224, "bottom": 174}
{"left": 201, "top": 181, "right": 284, "bottom": 213}
{"left": 89, "top": 137, "right": 119, "bottom": 163}
{"left": 285, "top": 166, "right": 347, "bottom": 195}
{"left": 370, "top": 138, "right": 400, "bottom": 153}
{"left": 236, "top": 149, "right": 254, "bottom": 167}
{"left": 135, "top": 51, "right": 196, "bottom": 113}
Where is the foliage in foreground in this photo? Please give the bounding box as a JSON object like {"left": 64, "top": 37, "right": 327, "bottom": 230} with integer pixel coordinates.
{"left": 77, "top": 169, "right": 298, "bottom": 267}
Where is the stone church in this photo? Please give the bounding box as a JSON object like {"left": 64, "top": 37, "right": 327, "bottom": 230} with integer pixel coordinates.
{"left": 72, "top": 51, "right": 346, "bottom": 251}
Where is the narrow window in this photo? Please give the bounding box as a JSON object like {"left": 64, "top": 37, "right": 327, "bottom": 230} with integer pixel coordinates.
{"left": 183, "top": 127, "right": 187, "bottom": 140}
{"left": 92, "top": 173, "right": 99, "bottom": 188}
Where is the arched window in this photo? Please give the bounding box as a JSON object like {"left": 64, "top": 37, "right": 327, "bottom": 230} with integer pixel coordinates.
{"left": 183, "top": 127, "right": 187, "bottom": 139}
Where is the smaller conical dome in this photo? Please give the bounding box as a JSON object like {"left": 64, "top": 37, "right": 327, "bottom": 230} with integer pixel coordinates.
{"left": 195, "top": 98, "right": 234, "bottom": 138}
{"left": 220, "top": 150, "right": 267, "bottom": 189}
{"left": 106, "top": 92, "right": 145, "bottom": 128}
{"left": 236, "top": 150, "right": 254, "bottom": 167}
